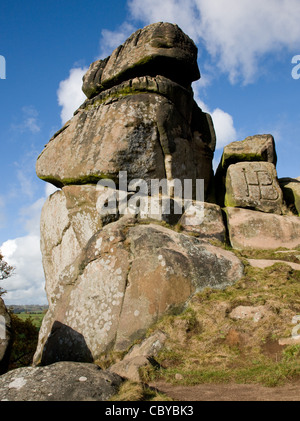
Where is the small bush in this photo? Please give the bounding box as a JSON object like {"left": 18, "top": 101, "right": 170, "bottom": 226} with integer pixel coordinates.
{"left": 8, "top": 313, "right": 39, "bottom": 370}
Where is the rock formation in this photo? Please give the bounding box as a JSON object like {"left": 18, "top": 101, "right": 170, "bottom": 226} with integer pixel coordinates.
{"left": 216, "top": 134, "right": 300, "bottom": 250}
{"left": 32, "top": 22, "right": 299, "bottom": 370}
{"left": 33, "top": 22, "right": 244, "bottom": 366}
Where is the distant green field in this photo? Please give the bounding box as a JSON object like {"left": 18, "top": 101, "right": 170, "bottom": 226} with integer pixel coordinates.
{"left": 15, "top": 312, "right": 45, "bottom": 329}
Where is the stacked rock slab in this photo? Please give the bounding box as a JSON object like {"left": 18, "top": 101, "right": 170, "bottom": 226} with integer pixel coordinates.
{"left": 33, "top": 23, "right": 244, "bottom": 366}
{"left": 216, "top": 134, "right": 300, "bottom": 250}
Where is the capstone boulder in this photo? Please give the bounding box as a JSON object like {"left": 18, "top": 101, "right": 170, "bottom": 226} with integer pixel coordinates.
{"left": 82, "top": 22, "right": 200, "bottom": 99}
{"left": 218, "top": 134, "right": 277, "bottom": 173}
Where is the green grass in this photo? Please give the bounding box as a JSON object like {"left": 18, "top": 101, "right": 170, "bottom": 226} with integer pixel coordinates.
{"left": 151, "top": 354, "right": 300, "bottom": 388}
{"left": 14, "top": 312, "right": 45, "bottom": 329}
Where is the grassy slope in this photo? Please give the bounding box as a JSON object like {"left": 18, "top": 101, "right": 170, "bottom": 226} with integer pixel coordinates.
{"left": 140, "top": 247, "right": 300, "bottom": 387}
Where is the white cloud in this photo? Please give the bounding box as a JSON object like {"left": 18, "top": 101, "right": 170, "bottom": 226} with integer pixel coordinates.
{"left": 210, "top": 108, "right": 238, "bottom": 149}
{"left": 1, "top": 235, "right": 45, "bottom": 305}
{"left": 16, "top": 169, "right": 36, "bottom": 199}
{"left": 57, "top": 67, "right": 88, "bottom": 125}
{"left": 45, "top": 183, "right": 59, "bottom": 197}
{"left": 193, "top": 84, "right": 238, "bottom": 150}
{"left": 128, "top": 0, "right": 200, "bottom": 40}
{"left": 195, "top": 0, "right": 300, "bottom": 83}
{"left": 99, "top": 22, "right": 136, "bottom": 58}
{"left": 127, "top": 0, "right": 300, "bottom": 84}
{"left": 0, "top": 184, "right": 60, "bottom": 305}
{"left": 11, "top": 106, "right": 41, "bottom": 134}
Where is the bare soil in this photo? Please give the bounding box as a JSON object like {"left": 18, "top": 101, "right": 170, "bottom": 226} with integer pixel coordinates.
{"left": 151, "top": 380, "right": 300, "bottom": 401}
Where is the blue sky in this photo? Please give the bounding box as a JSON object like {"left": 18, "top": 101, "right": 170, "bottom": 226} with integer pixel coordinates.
{"left": 0, "top": 0, "right": 300, "bottom": 304}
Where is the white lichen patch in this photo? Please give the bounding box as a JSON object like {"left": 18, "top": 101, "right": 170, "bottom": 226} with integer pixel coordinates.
{"left": 40, "top": 191, "right": 69, "bottom": 249}
{"left": 158, "top": 254, "right": 166, "bottom": 267}
{"left": 46, "top": 225, "right": 81, "bottom": 299}
{"left": 72, "top": 211, "right": 100, "bottom": 246}
{"left": 65, "top": 249, "right": 129, "bottom": 355}
{"left": 8, "top": 377, "right": 27, "bottom": 390}
{"left": 95, "top": 237, "right": 103, "bottom": 252}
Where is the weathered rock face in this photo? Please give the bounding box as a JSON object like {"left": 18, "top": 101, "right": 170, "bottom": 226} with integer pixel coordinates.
{"left": 34, "top": 209, "right": 243, "bottom": 365}
{"left": 0, "top": 361, "right": 123, "bottom": 401}
{"left": 36, "top": 23, "right": 215, "bottom": 200}
{"left": 179, "top": 202, "right": 226, "bottom": 242}
{"left": 225, "top": 207, "right": 300, "bottom": 250}
{"left": 0, "top": 297, "right": 12, "bottom": 375}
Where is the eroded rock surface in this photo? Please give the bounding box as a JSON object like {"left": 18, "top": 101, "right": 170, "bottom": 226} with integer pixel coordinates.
{"left": 225, "top": 207, "right": 300, "bottom": 250}
{"left": 0, "top": 361, "right": 122, "bottom": 401}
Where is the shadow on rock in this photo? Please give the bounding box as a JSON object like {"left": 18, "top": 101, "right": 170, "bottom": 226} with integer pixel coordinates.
{"left": 41, "top": 321, "right": 93, "bottom": 365}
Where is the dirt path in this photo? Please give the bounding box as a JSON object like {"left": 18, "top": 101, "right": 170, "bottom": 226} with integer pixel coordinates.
{"left": 150, "top": 381, "right": 300, "bottom": 401}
